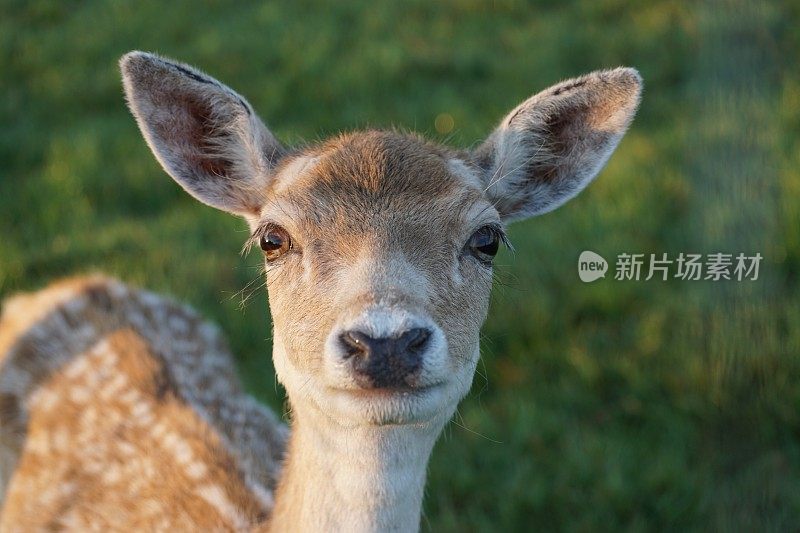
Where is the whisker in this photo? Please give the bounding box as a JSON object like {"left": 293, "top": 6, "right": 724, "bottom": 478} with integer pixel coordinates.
{"left": 449, "top": 413, "right": 503, "bottom": 444}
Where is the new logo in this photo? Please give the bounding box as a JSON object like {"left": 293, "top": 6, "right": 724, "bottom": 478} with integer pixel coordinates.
{"left": 578, "top": 251, "right": 608, "bottom": 282}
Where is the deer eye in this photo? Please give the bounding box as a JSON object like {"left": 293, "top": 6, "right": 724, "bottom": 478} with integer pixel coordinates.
{"left": 259, "top": 226, "right": 292, "bottom": 261}
{"left": 466, "top": 225, "right": 501, "bottom": 263}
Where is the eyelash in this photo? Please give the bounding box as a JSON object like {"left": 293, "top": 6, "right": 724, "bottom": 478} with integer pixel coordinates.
{"left": 463, "top": 224, "right": 511, "bottom": 265}
{"left": 243, "top": 222, "right": 282, "bottom": 255}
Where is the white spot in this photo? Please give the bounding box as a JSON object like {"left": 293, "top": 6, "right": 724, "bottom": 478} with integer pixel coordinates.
{"left": 249, "top": 482, "right": 275, "bottom": 509}
{"left": 140, "top": 498, "right": 164, "bottom": 517}
{"left": 83, "top": 460, "right": 104, "bottom": 475}
{"left": 196, "top": 484, "right": 248, "bottom": 529}
{"left": 118, "top": 389, "right": 140, "bottom": 405}
{"left": 106, "top": 281, "right": 127, "bottom": 299}
{"left": 169, "top": 437, "right": 194, "bottom": 466}
{"left": 60, "top": 481, "right": 77, "bottom": 497}
{"left": 101, "top": 466, "right": 122, "bottom": 485}
{"left": 64, "top": 355, "right": 91, "bottom": 379}
{"left": 130, "top": 401, "right": 152, "bottom": 420}
{"left": 150, "top": 422, "right": 168, "bottom": 440}
{"left": 116, "top": 441, "right": 138, "bottom": 457}
{"left": 52, "top": 426, "right": 70, "bottom": 451}
{"left": 29, "top": 387, "right": 60, "bottom": 411}
{"left": 64, "top": 296, "right": 87, "bottom": 314}
{"left": 168, "top": 314, "right": 190, "bottom": 333}
{"left": 99, "top": 373, "right": 128, "bottom": 400}
{"left": 69, "top": 386, "right": 91, "bottom": 404}
{"left": 138, "top": 290, "right": 165, "bottom": 309}
{"left": 185, "top": 461, "right": 208, "bottom": 480}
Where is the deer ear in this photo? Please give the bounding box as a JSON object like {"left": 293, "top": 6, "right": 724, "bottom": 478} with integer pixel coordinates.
{"left": 120, "top": 51, "right": 285, "bottom": 217}
{"left": 473, "top": 68, "right": 642, "bottom": 222}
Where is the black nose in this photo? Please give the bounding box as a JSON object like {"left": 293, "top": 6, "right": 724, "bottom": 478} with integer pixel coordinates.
{"left": 339, "top": 328, "right": 431, "bottom": 388}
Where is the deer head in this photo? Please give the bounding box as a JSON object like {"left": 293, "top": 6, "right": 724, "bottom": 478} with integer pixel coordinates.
{"left": 121, "top": 51, "right": 640, "bottom": 530}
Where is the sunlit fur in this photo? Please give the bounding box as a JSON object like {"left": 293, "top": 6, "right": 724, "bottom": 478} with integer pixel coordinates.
{"left": 0, "top": 51, "right": 640, "bottom": 532}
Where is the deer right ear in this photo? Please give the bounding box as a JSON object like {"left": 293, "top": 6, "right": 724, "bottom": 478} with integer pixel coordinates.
{"left": 120, "top": 51, "right": 284, "bottom": 217}
{"left": 473, "top": 68, "right": 642, "bottom": 222}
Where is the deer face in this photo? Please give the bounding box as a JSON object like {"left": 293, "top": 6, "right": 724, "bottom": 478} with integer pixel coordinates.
{"left": 253, "top": 133, "right": 498, "bottom": 425}
{"left": 121, "top": 52, "right": 641, "bottom": 427}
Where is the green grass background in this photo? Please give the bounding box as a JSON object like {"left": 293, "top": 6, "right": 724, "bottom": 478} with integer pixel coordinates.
{"left": 2, "top": 0, "right": 799, "bottom": 530}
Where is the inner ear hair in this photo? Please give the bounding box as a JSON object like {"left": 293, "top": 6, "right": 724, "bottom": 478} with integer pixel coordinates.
{"left": 120, "top": 51, "right": 285, "bottom": 217}
{"left": 475, "top": 67, "right": 642, "bottom": 222}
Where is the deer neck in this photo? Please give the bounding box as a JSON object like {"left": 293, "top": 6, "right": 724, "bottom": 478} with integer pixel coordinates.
{"left": 267, "top": 404, "right": 443, "bottom": 532}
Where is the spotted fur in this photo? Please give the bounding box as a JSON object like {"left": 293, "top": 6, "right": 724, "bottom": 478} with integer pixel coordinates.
{"left": 0, "top": 276, "right": 287, "bottom": 530}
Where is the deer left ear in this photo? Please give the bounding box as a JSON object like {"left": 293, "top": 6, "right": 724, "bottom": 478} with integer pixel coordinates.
{"left": 120, "top": 51, "right": 285, "bottom": 218}
{"left": 473, "top": 68, "right": 642, "bottom": 222}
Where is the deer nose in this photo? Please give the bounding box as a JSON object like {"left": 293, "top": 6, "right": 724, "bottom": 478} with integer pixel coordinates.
{"left": 338, "top": 328, "right": 431, "bottom": 388}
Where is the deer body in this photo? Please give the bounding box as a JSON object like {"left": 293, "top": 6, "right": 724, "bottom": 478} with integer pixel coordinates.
{"left": 0, "top": 276, "right": 285, "bottom": 530}
{"left": 0, "top": 52, "right": 640, "bottom": 531}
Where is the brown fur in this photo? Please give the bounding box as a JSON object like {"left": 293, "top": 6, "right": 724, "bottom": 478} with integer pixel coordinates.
{"left": 0, "top": 277, "right": 286, "bottom": 530}
{"left": 257, "top": 130, "right": 494, "bottom": 394}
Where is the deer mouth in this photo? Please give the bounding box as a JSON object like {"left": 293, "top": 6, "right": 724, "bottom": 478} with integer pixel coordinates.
{"left": 341, "top": 382, "right": 443, "bottom": 398}
{"left": 324, "top": 382, "right": 449, "bottom": 425}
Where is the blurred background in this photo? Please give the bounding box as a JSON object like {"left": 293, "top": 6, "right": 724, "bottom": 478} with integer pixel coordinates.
{"left": 2, "top": 0, "right": 798, "bottom": 529}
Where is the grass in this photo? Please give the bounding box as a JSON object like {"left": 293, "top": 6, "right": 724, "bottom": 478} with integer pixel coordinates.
{"left": 2, "top": 0, "right": 799, "bottom": 530}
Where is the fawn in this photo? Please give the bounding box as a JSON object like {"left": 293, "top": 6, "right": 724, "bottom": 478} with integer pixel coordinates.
{"left": 0, "top": 52, "right": 640, "bottom": 531}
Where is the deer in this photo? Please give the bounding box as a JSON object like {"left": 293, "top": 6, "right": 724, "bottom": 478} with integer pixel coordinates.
{"left": 0, "top": 51, "right": 640, "bottom": 531}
